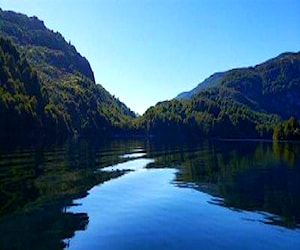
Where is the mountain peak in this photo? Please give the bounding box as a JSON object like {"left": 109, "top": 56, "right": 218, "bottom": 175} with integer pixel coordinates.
{"left": 0, "top": 9, "right": 95, "bottom": 82}
{"left": 0, "top": 9, "right": 136, "bottom": 137}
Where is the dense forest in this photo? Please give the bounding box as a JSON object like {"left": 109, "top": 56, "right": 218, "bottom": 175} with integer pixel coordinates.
{"left": 0, "top": 37, "right": 45, "bottom": 135}
{"left": 0, "top": 9, "right": 300, "bottom": 140}
{"left": 0, "top": 9, "right": 136, "bottom": 138}
{"left": 140, "top": 52, "right": 300, "bottom": 139}
{"left": 273, "top": 117, "right": 300, "bottom": 141}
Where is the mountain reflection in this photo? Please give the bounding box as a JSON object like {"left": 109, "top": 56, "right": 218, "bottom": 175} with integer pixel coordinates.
{"left": 0, "top": 138, "right": 143, "bottom": 249}
{"left": 0, "top": 203, "right": 88, "bottom": 250}
{"left": 149, "top": 140, "right": 300, "bottom": 228}
{"left": 0, "top": 138, "right": 299, "bottom": 250}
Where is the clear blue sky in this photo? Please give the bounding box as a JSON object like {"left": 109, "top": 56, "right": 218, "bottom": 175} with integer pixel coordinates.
{"left": 1, "top": 0, "right": 300, "bottom": 114}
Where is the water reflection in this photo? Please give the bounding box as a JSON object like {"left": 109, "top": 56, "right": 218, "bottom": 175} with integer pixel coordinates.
{"left": 66, "top": 139, "right": 300, "bottom": 250}
{"left": 0, "top": 138, "right": 299, "bottom": 249}
{"left": 0, "top": 138, "right": 145, "bottom": 249}
{"left": 149, "top": 140, "right": 300, "bottom": 228}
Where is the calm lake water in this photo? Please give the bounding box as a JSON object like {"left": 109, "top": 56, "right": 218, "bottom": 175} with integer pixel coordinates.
{"left": 0, "top": 138, "right": 299, "bottom": 249}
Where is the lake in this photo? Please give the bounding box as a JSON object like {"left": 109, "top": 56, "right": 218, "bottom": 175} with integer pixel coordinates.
{"left": 0, "top": 138, "right": 299, "bottom": 249}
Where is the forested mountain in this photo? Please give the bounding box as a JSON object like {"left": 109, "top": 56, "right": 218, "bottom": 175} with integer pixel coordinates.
{"left": 140, "top": 52, "right": 300, "bottom": 139}
{"left": 0, "top": 9, "right": 135, "bottom": 137}
{"left": 1, "top": 9, "right": 299, "bottom": 140}
{"left": 0, "top": 37, "right": 45, "bottom": 135}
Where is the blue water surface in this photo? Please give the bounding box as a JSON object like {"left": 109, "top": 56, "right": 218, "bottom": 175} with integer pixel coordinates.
{"left": 66, "top": 154, "right": 300, "bottom": 250}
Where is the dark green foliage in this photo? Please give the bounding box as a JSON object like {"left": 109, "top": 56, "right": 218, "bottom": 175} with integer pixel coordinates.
{"left": 139, "top": 93, "right": 277, "bottom": 139}
{"left": 0, "top": 10, "right": 94, "bottom": 81}
{"left": 0, "top": 9, "right": 136, "bottom": 137}
{"left": 1, "top": 9, "right": 299, "bottom": 139}
{"left": 273, "top": 117, "right": 300, "bottom": 141}
{"left": 140, "top": 52, "right": 300, "bottom": 139}
{"left": 220, "top": 53, "right": 300, "bottom": 119}
{"left": 0, "top": 37, "right": 47, "bottom": 135}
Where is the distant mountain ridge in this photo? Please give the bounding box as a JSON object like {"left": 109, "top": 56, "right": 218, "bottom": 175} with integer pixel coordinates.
{"left": 1, "top": 8, "right": 299, "bottom": 139}
{"left": 218, "top": 51, "right": 300, "bottom": 118}
{"left": 140, "top": 51, "right": 300, "bottom": 139}
{"left": 176, "top": 72, "right": 225, "bottom": 99}
{"left": 0, "top": 9, "right": 135, "bottom": 137}
{"left": 176, "top": 51, "right": 300, "bottom": 119}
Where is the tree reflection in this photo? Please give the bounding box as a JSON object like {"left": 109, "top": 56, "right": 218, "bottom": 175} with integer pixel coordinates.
{"left": 0, "top": 138, "right": 142, "bottom": 249}
{"left": 0, "top": 201, "right": 89, "bottom": 250}
{"left": 148, "top": 139, "right": 300, "bottom": 228}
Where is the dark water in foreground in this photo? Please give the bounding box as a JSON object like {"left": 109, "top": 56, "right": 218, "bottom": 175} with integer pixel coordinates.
{"left": 0, "top": 139, "right": 300, "bottom": 249}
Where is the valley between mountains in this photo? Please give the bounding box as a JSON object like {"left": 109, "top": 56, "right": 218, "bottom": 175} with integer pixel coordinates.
{"left": 1, "top": 9, "right": 300, "bottom": 140}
